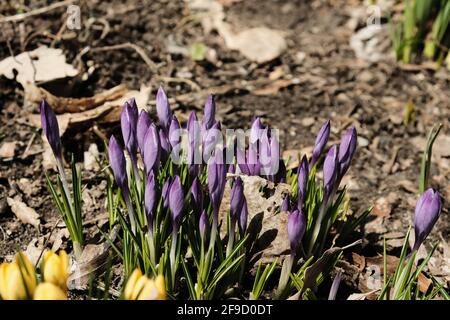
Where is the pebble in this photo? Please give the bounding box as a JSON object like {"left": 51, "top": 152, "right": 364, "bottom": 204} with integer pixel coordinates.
{"left": 358, "top": 136, "right": 369, "bottom": 147}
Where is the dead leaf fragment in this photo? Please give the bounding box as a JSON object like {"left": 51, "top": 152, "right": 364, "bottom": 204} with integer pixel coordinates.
{"left": 219, "top": 174, "right": 290, "bottom": 262}
{"left": 0, "top": 142, "right": 16, "bottom": 158}
{"left": 221, "top": 27, "right": 287, "bottom": 63}
{"left": 0, "top": 46, "right": 78, "bottom": 87}
{"left": 6, "top": 197, "right": 40, "bottom": 228}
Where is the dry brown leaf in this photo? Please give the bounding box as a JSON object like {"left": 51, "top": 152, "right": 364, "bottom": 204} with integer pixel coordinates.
{"left": 24, "top": 83, "right": 128, "bottom": 114}
{"left": 191, "top": 0, "right": 286, "bottom": 63}
{"left": 28, "top": 85, "right": 152, "bottom": 135}
{"left": 0, "top": 142, "right": 16, "bottom": 158}
{"left": 0, "top": 46, "right": 78, "bottom": 87}
{"left": 68, "top": 226, "right": 119, "bottom": 290}
{"left": 24, "top": 238, "right": 45, "bottom": 266}
{"left": 6, "top": 197, "right": 40, "bottom": 228}
{"left": 220, "top": 26, "right": 287, "bottom": 64}
{"left": 219, "top": 174, "right": 291, "bottom": 263}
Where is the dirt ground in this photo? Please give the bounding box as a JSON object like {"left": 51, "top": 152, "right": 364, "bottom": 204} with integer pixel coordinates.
{"left": 0, "top": 0, "right": 449, "bottom": 294}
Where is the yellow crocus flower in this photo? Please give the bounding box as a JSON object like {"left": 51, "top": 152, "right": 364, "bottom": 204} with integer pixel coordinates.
{"left": 0, "top": 252, "right": 37, "bottom": 300}
{"left": 42, "top": 250, "right": 69, "bottom": 291}
{"left": 123, "top": 269, "right": 166, "bottom": 300}
{"left": 34, "top": 282, "right": 67, "bottom": 300}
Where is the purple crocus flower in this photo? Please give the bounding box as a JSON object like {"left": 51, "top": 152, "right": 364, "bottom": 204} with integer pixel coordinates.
{"left": 238, "top": 198, "right": 248, "bottom": 236}
{"left": 207, "top": 150, "right": 227, "bottom": 222}
{"left": 338, "top": 127, "right": 357, "bottom": 178}
{"left": 412, "top": 188, "right": 442, "bottom": 251}
{"left": 190, "top": 177, "right": 203, "bottom": 212}
{"left": 237, "top": 147, "right": 250, "bottom": 175}
{"left": 230, "top": 177, "right": 244, "bottom": 222}
{"left": 159, "top": 128, "right": 171, "bottom": 162}
{"left": 108, "top": 135, "right": 128, "bottom": 193}
{"left": 260, "top": 129, "right": 281, "bottom": 181}
{"left": 169, "top": 116, "right": 181, "bottom": 162}
{"left": 40, "top": 99, "right": 62, "bottom": 161}
{"left": 328, "top": 272, "right": 342, "bottom": 300}
{"left": 250, "top": 117, "right": 264, "bottom": 144}
{"left": 145, "top": 171, "right": 156, "bottom": 229}
{"left": 143, "top": 123, "right": 160, "bottom": 175}
{"left": 202, "top": 95, "right": 216, "bottom": 131}
{"left": 323, "top": 145, "right": 339, "bottom": 198}
{"left": 137, "top": 110, "right": 151, "bottom": 154}
{"left": 203, "top": 121, "right": 222, "bottom": 162}
{"left": 310, "top": 120, "right": 330, "bottom": 169}
{"left": 187, "top": 111, "right": 201, "bottom": 178}
{"left": 168, "top": 176, "right": 184, "bottom": 231}
{"left": 156, "top": 86, "right": 172, "bottom": 131}
{"left": 281, "top": 194, "right": 290, "bottom": 212}
{"left": 120, "top": 99, "right": 139, "bottom": 158}
{"left": 169, "top": 116, "right": 181, "bottom": 148}
{"left": 199, "top": 210, "right": 210, "bottom": 244}
{"left": 162, "top": 177, "right": 172, "bottom": 208}
{"left": 297, "top": 155, "right": 309, "bottom": 209}
{"left": 287, "top": 209, "right": 306, "bottom": 254}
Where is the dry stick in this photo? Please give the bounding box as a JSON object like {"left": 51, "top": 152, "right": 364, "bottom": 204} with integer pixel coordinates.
{"left": 0, "top": 0, "right": 77, "bottom": 24}
{"left": 89, "top": 43, "right": 159, "bottom": 74}
{"left": 84, "top": 44, "right": 202, "bottom": 91}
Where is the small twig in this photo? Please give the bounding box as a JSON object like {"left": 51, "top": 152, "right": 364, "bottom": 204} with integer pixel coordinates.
{"left": 156, "top": 76, "right": 202, "bottom": 92}
{"left": 51, "top": 13, "right": 69, "bottom": 48}
{"left": 0, "top": 0, "right": 77, "bottom": 24}
{"left": 89, "top": 43, "right": 159, "bottom": 73}
{"left": 20, "top": 132, "right": 37, "bottom": 159}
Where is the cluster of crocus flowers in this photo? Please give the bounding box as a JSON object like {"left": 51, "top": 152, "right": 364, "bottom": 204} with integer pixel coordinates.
{"left": 0, "top": 250, "right": 68, "bottom": 300}
{"left": 123, "top": 269, "right": 166, "bottom": 300}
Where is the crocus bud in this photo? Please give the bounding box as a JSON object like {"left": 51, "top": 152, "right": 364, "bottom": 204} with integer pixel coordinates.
{"left": 121, "top": 99, "right": 139, "bottom": 157}
{"left": 143, "top": 124, "right": 160, "bottom": 175}
{"left": 328, "top": 271, "right": 342, "bottom": 300}
{"left": 42, "top": 250, "right": 69, "bottom": 291}
{"left": 310, "top": 120, "right": 330, "bottom": 169}
{"left": 199, "top": 210, "right": 210, "bottom": 244}
{"left": 281, "top": 194, "right": 290, "bottom": 212}
{"left": 33, "top": 283, "right": 66, "bottom": 300}
{"left": 169, "top": 116, "right": 181, "bottom": 161}
{"left": 187, "top": 112, "right": 200, "bottom": 178}
{"left": 203, "top": 121, "right": 222, "bottom": 162}
{"left": 137, "top": 110, "right": 151, "bottom": 154}
{"left": 297, "top": 155, "right": 309, "bottom": 209}
{"left": 0, "top": 252, "right": 37, "bottom": 300}
{"left": 162, "top": 177, "right": 172, "bottom": 208}
{"left": 287, "top": 209, "right": 306, "bottom": 254}
{"left": 250, "top": 117, "right": 264, "bottom": 144}
{"left": 238, "top": 198, "right": 248, "bottom": 236}
{"left": 159, "top": 128, "right": 171, "bottom": 161}
{"left": 237, "top": 147, "right": 250, "bottom": 175}
{"left": 190, "top": 177, "right": 203, "bottom": 211}
{"left": 323, "top": 145, "right": 339, "bottom": 197}
{"left": 413, "top": 188, "right": 442, "bottom": 251}
{"left": 338, "top": 127, "right": 357, "bottom": 178}
{"left": 230, "top": 177, "right": 244, "bottom": 221}
{"left": 207, "top": 150, "right": 227, "bottom": 220}
{"left": 169, "top": 176, "right": 184, "bottom": 231}
{"left": 40, "top": 99, "right": 62, "bottom": 160}
{"left": 169, "top": 116, "right": 181, "bottom": 149}
{"left": 156, "top": 86, "right": 172, "bottom": 130}
{"left": 108, "top": 135, "right": 128, "bottom": 192}
{"left": 145, "top": 171, "right": 156, "bottom": 229}
{"left": 203, "top": 95, "right": 216, "bottom": 131}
